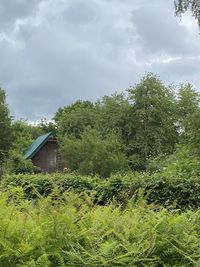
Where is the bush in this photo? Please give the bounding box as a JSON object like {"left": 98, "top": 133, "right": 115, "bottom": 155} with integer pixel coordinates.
{"left": 1, "top": 173, "right": 98, "bottom": 199}
{"left": 60, "top": 128, "right": 129, "bottom": 177}
{"left": 5, "top": 151, "right": 36, "bottom": 174}
{"left": 2, "top": 172, "right": 200, "bottom": 210}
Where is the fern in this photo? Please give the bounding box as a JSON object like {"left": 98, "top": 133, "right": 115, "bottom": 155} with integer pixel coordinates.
{"left": 36, "top": 254, "right": 50, "bottom": 267}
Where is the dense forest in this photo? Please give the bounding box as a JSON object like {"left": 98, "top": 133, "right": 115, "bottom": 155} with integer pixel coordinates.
{"left": 0, "top": 73, "right": 200, "bottom": 266}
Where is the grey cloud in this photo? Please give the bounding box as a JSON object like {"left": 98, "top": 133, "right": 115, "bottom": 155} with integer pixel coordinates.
{"left": 0, "top": 0, "right": 199, "bottom": 120}
{"left": 63, "top": 1, "right": 97, "bottom": 25}
{"left": 132, "top": 6, "right": 190, "bottom": 59}
{"left": 149, "top": 57, "right": 200, "bottom": 87}
{"left": 0, "top": 0, "right": 42, "bottom": 31}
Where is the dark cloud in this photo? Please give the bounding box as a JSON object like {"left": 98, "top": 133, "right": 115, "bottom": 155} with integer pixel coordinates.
{"left": 0, "top": 0, "right": 199, "bottom": 120}
{"left": 132, "top": 7, "right": 187, "bottom": 56}
{"left": 0, "top": 0, "right": 42, "bottom": 30}
{"left": 131, "top": 1, "right": 200, "bottom": 61}
{"left": 63, "top": 1, "right": 97, "bottom": 25}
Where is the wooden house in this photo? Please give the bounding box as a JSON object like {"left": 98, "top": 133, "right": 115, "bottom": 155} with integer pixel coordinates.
{"left": 24, "top": 132, "right": 64, "bottom": 173}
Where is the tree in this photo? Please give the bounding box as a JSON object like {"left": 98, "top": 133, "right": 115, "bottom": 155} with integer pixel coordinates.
{"left": 185, "top": 110, "right": 200, "bottom": 156}
{"left": 95, "top": 93, "right": 131, "bottom": 142}
{"left": 60, "top": 128, "right": 129, "bottom": 177}
{"left": 5, "top": 120, "right": 42, "bottom": 174}
{"left": 128, "top": 73, "right": 178, "bottom": 170}
{"left": 0, "top": 88, "right": 12, "bottom": 164}
{"left": 11, "top": 120, "right": 38, "bottom": 152}
{"left": 55, "top": 100, "right": 96, "bottom": 139}
{"left": 175, "top": 0, "right": 200, "bottom": 26}
{"left": 177, "top": 84, "right": 200, "bottom": 137}
{"left": 37, "top": 118, "right": 57, "bottom": 134}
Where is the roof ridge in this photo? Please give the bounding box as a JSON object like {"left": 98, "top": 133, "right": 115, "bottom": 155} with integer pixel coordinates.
{"left": 24, "top": 132, "right": 54, "bottom": 160}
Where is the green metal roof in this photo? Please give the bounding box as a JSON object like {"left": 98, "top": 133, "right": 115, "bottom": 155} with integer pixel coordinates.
{"left": 24, "top": 132, "right": 53, "bottom": 160}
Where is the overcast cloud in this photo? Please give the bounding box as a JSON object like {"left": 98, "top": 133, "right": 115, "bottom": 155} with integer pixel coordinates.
{"left": 0, "top": 0, "right": 199, "bottom": 120}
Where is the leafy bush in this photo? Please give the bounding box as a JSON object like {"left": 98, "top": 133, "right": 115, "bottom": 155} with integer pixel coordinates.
{"left": 1, "top": 173, "right": 97, "bottom": 199}
{"left": 144, "top": 174, "right": 200, "bottom": 210}
{"left": 5, "top": 151, "right": 36, "bottom": 174}
{"left": 59, "top": 128, "right": 129, "bottom": 177}
{"left": 2, "top": 172, "right": 200, "bottom": 210}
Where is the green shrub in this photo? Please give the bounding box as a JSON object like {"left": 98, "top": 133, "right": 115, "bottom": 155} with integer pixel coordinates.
{"left": 1, "top": 173, "right": 98, "bottom": 199}
{"left": 60, "top": 128, "right": 129, "bottom": 177}
{"left": 2, "top": 172, "right": 200, "bottom": 210}
{"left": 5, "top": 151, "right": 36, "bottom": 174}
{"left": 144, "top": 174, "right": 200, "bottom": 210}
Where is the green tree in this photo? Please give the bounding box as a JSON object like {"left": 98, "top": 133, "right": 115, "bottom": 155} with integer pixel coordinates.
{"left": 177, "top": 84, "right": 199, "bottom": 119}
{"left": 11, "top": 120, "right": 37, "bottom": 152}
{"left": 175, "top": 0, "right": 200, "bottom": 26}
{"left": 0, "top": 88, "right": 12, "bottom": 165}
{"left": 177, "top": 84, "right": 200, "bottom": 138}
{"left": 37, "top": 118, "right": 56, "bottom": 134}
{"left": 60, "top": 128, "right": 129, "bottom": 177}
{"left": 95, "top": 93, "right": 131, "bottom": 142}
{"left": 5, "top": 120, "right": 41, "bottom": 174}
{"left": 128, "top": 73, "right": 178, "bottom": 170}
{"left": 55, "top": 100, "right": 96, "bottom": 138}
{"left": 186, "top": 110, "right": 200, "bottom": 155}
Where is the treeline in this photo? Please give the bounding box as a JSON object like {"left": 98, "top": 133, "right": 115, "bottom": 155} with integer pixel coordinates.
{"left": 0, "top": 73, "right": 200, "bottom": 177}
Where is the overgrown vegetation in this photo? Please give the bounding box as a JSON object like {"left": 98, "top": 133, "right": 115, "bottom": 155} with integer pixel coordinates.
{"left": 0, "top": 189, "right": 199, "bottom": 266}
{"left": 1, "top": 170, "right": 200, "bottom": 210}
{"left": 0, "top": 72, "right": 200, "bottom": 265}
{"left": 1, "top": 73, "right": 199, "bottom": 177}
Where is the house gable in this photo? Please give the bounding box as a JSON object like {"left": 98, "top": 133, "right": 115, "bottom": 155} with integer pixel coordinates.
{"left": 24, "top": 132, "right": 53, "bottom": 160}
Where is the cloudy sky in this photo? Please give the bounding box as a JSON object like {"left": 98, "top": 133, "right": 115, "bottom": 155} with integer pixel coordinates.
{"left": 0, "top": 0, "right": 200, "bottom": 120}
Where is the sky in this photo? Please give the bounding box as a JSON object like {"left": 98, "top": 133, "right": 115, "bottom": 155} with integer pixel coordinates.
{"left": 0, "top": 0, "right": 200, "bottom": 120}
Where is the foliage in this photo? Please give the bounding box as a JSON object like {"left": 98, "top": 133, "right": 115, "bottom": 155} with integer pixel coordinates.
{"left": 2, "top": 168, "right": 200, "bottom": 210}
{"left": 55, "top": 100, "right": 96, "bottom": 138}
{"left": 60, "top": 128, "right": 129, "bottom": 177}
{"left": 5, "top": 151, "right": 36, "bottom": 174}
{"left": 128, "top": 73, "right": 178, "bottom": 170}
{"left": 4, "top": 120, "right": 43, "bottom": 175}
{"left": 0, "top": 88, "right": 12, "bottom": 165}
{"left": 177, "top": 84, "right": 199, "bottom": 124}
{"left": 1, "top": 73, "right": 200, "bottom": 177}
{"left": 1, "top": 173, "right": 97, "bottom": 199}
{"left": 177, "top": 84, "right": 200, "bottom": 145}
{"left": 95, "top": 93, "right": 131, "bottom": 141}
{"left": 0, "top": 190, "right": 199, "bottom": 266}
{"left": 37, "top": 118, "right": 56, "bottom": 133}
{"left": 175, "top": 0, "right": 200, "bottom": 26}
{"left": 11, "top": 121, "right": 36, "bottom": 152}
{"left": 185, "top": 110, "right": 200, "bottom": 156}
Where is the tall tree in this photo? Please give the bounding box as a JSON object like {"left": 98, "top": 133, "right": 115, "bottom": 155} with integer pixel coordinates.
{"left": 95, "top": 93, "right": 131, "bottom": 141}
{"left": 187, "top": 110, "right": 200, "bottom": 154}
{"left": 55, "top": 100, "right": 96, "bottom": 139}
{"left": 128, "top": 73, "right": 178, "bottom": 170}
{"left": 0, "top": 88, "right": 12, "bottom": 164}
{"left": 175, "top": 0, "right": 200, "bottom": 26}
{"left": 177, "top": 83, "right": 200, "bottom": 135}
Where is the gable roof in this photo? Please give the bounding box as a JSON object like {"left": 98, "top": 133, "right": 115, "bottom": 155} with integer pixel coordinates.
{"left": 24, "top": 132, "right": 53, "bottom": 160}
